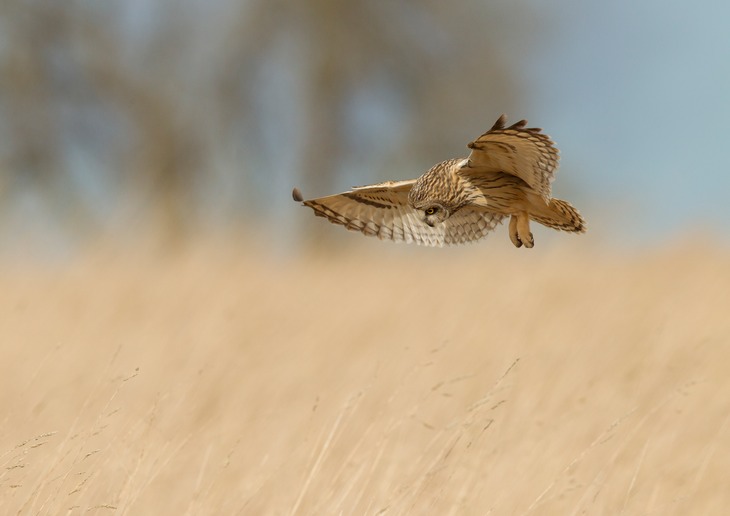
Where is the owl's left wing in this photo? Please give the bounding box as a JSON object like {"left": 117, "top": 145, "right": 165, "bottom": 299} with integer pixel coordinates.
{"left": 464, "top": 115, "right": 559, "bottom": 201}
{"left": 293, "top": 182, "right": 503, "bottom": 247}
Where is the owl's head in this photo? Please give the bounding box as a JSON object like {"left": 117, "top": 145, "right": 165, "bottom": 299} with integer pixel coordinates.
{"left": 419, "top": 203, "right": 450, "bottom": 227}
{"left": 408, "top": 162, "right": 460, "bottom": 227}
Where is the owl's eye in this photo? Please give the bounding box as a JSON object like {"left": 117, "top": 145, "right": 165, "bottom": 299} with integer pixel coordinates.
{"left": 425, "top": 207, "right": 438, "bottom": 215}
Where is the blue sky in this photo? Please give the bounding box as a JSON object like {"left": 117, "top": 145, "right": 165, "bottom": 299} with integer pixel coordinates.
{"left": 519, "top": 0, "right": 730, "bottom": 240}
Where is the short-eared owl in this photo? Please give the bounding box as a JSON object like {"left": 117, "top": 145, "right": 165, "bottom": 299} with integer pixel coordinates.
{"left": 293, "top": 115, "right": 585, "bottom": 248}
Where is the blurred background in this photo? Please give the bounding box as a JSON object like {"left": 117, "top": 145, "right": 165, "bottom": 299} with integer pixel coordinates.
{"left": 3, "top": 2, "right": 730, "bottom": 513}
{"left": 2, "top": 0, "right": 729, "bottom": 259}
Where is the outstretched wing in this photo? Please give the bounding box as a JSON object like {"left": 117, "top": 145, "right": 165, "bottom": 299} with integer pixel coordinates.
{"left": 464, "top": 115, "right": 559, "bottom": 200}
{"left": 294, "top": 181, "right": 504, "bottom": 247}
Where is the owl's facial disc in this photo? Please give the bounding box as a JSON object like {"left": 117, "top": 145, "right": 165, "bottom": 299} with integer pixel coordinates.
{"left": 422, "top": 204, "right": 448, "bottom": 227}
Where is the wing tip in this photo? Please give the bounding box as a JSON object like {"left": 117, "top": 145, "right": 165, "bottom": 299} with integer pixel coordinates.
{"left": 470, "top": 114, "right": 529, "bottom": 146}
{"left": 491, "top": 115, "right": 544, "bottom": 133}
{"left": 509, "top": 119, "right": 528, "bottom": 130}
{"left": 491, "top": 114, "right": 508, "bottom": 130}
{"left": 292, "top": 187, "right": 304, "bottom": 202}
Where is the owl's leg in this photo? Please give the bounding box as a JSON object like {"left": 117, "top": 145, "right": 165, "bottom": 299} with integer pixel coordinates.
{"left": 510, "top": 212, "right": 534, "bottom": 248}
{"left": 509, "top": 215, "right": 522, "bottom": 247}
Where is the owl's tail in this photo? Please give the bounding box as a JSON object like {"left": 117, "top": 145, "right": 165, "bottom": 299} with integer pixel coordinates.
{"left": 531, "top": 198, "right": 586, "bottom": 233}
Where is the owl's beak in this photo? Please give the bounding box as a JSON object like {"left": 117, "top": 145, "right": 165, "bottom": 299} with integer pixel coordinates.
{"left": 424, "top": 219, "right": 434, "bottom": 227}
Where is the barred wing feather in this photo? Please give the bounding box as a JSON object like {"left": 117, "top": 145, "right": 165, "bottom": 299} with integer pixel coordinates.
{"left": 296, "top": 181, "right": 503, "bottom": 247}
{"left": 465, "top": 115, "right": 559, "bottom": 201}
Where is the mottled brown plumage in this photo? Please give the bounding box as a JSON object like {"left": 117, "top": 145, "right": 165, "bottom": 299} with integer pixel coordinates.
{"left": 293, "top": 115, "right": 586, "bottom": 248}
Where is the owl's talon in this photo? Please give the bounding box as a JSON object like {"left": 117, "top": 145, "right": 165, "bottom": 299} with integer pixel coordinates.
{"left": 523, "top": 233, "right": 534, "bottom": 248}
{"left": 512, "top": 213, "right": 534, "bottom": 248}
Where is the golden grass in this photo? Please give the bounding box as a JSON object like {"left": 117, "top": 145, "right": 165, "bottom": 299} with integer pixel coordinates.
{"left": 1, "top": 236, "right": 729, "bottom": 514}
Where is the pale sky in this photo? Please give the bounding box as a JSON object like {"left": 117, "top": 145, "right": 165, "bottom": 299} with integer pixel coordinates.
{"left": 520, "top": 0, "right": 730, "bottom": 241}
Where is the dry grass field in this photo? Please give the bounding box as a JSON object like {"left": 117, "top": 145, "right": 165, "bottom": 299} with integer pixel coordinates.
{"left": 1, "top": 236, "right": 729, "bottom": 515}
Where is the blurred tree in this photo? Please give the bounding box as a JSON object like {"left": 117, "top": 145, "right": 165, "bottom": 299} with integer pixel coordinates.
{"left": 221, "top": 0, "right": 532, "bottom": 194}
{"left": 0, "top": 0, "right": 536, "bottom": 247}
{"left": 0, "top": 1, "right": 94, "bottom": 234}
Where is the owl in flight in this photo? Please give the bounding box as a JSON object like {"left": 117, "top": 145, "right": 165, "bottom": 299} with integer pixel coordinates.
{"left": 293, "top": 115, "right": 585, "bottom": 248}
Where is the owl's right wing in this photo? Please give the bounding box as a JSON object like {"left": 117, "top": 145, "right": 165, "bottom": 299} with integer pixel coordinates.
{"left": 464, "top": 115, "right": 559, "bottom": 201}
{"left": 293, "top": 182, "right": 504, "bottom": 247}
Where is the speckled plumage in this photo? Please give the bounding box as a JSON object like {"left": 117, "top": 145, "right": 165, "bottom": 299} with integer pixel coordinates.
{"left": 294, "top": 115, "right": 586, "bottom": 248}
